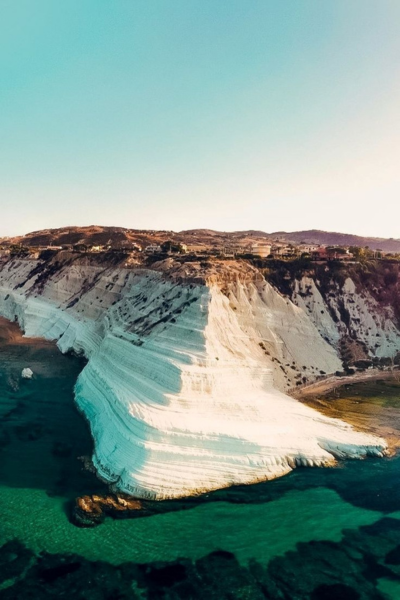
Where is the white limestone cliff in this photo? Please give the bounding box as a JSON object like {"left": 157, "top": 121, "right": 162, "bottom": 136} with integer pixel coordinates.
{"left": 0, "top": 258, "right": 388, "bottom": 499}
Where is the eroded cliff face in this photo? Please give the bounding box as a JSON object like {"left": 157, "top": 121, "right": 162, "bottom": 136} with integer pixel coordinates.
{"left": 0, "top": 255, "right": 389, "bottom": 499}
{"left": 288, "top": 266, "right": 400, "bottom": 369}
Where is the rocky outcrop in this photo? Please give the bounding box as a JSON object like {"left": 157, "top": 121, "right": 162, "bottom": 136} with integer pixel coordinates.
{"left": 0, "top": 255, "right": 389, "bottom": 500}
{"left": 72, "top": 494, "right": 147, "bottom": 527}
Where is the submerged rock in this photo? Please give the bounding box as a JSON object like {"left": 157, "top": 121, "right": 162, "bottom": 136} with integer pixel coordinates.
{"left": 51, "top": 441, "right": 72, "bottom": 458}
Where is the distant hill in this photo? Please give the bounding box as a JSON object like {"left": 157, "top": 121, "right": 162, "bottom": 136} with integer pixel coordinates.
{"left": 1, "top": 225, "right": 399, "bottom": 253}
{"left": 181, "top": 228, "right": 400, "bottom": 252}
{"left": 270, "top": 230, "right": 400, "bottom": 252}
{"left": 0, "top": 226, "right": 174, "bottom": 249}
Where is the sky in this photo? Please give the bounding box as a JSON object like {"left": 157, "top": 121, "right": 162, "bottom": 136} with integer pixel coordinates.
{"left": 0, "top": 0, "right": 399, "bottom": 238}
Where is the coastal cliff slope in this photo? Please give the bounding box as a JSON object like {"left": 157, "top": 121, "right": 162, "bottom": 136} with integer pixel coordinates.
{"left": 293, "top": 277, "right": 400, "bottom": 358}
{"left": 0, "top": 255, "right": 389, "bottom": 499}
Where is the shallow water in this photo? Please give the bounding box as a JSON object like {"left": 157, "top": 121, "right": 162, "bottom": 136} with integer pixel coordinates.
{"left": 1, "top": 321, "right": 400, "bottom": 598}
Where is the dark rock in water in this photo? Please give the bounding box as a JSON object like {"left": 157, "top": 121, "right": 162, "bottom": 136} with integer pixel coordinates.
{"left": 71, "top": 493, "right": 148, "bottom": 527}
{"left": 0, "top": 540, "right": 34, "bottom": 585}
{"left": 0, "top": 548, "right": 141, "bottom": 600}
{"left": 194, "top": 550, "right": 266, "bottom": 600}
{"left": 2, "top": 527, "right": 400, "bottom": 600}
{"left": 254, "top": 534, "right": 391, "bottom": 600}
{"left": 139, "top": 562, "right": 188, "bottom": 588}
{"left": 38, "top": 559, "right": 81, "bottom": 584}
{"left": 207, "top": 549, "right": 235, "bottom": 560}
{"left": 51, "top": 441, "right": 72, "bottom": 458}
{"left": 134, "top": 552, "right": 266, "bottom": 599}
{"left": 311, "top": 584, "right": 361, "bottom": 600}
{"left": 14, "top": 422, "right": 45, "bottom": 442}
{"left": 0, "top": 430, "right": 10, "bottom": 450}
{"left": 385, "top": 544, "right": 400, "bottom": 566}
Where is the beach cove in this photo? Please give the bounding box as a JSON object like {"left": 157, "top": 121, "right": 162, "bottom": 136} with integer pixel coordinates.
{"left": 1, "top": 316, "right": 400, "bottom": 598}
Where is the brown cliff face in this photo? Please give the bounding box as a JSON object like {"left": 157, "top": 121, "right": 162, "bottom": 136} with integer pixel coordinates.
{"left": 150, "top": 257, "right": 261, "bottom": 285}
{"left": 5, "top": 249, "right": 262, "bottom": 291}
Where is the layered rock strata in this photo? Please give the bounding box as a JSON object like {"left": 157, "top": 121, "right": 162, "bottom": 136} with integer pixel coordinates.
{"left": 0, "top": 257, "right": 388, "bottom": 499}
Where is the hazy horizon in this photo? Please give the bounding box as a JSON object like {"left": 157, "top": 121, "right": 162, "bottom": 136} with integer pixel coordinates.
{"left": 1, "top": 1, "right": 399, "bottom": 238}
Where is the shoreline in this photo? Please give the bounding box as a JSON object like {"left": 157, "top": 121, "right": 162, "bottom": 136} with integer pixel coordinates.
{"left": 0, "top": 315, "right": 55, "bottom": 348}
{"left": 297, "top": 372, "right": 400, "bottom": 455}
{"left": 0, "top": 310, "right": 395, "bottom": 516}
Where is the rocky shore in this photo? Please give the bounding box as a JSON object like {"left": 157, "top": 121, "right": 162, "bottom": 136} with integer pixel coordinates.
{"left": 71, "top": 493, "right": 148, "bottom": 527}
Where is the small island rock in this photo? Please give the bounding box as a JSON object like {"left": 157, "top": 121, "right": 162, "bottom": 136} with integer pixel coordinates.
{"left": 21, "top": 368, "right": 33, "bottom": 379}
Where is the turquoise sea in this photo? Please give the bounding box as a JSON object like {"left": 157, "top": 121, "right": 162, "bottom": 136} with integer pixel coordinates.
{"left": 1, "top": 318, "right": 400, "bottom": 599}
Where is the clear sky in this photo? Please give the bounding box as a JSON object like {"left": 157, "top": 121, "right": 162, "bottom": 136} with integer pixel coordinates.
{"left": 1, "top": 0, "right": 399, "bottom": 238}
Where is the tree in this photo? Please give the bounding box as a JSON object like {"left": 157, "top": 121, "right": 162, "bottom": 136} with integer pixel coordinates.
{"left": 161, "top": 240, "right": 186, "bottom": 254}
{"left": 349, "top": 246, "right": 366, "bottom": 261}
{"left": 9, "top": 244, "right": 29, "bottom": 257}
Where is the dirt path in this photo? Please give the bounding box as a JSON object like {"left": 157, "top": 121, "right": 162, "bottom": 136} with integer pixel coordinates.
{"left": 292, "top": 369, "right": 399, "bottom": 400}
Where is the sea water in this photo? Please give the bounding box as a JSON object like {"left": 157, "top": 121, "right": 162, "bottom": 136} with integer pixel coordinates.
{"left": 1, "top": 318, "right": 400, "bottom": 599}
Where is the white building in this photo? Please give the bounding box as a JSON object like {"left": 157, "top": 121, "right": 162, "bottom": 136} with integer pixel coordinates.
{"left": 145, "top": 245, "right": 162, "bottom": 254}
{"left": 298, "top": 244, "right": 320, "bottom": 254}
{"left": 250, "top": 243, "right": 272, "bottom": 257}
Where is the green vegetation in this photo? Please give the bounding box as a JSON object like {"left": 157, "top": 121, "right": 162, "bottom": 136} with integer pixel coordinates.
{"left": 161, "top": 240, "right": 187, "bottom": 254}
{"left": 248, "top": 257, "right": 347, "bottom": 296}
{"left": 9, "top": 244, "right": 30, "bottom": 258}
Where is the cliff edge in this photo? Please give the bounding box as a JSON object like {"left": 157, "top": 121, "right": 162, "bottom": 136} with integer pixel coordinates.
{"left": 0, "top": 254, "right": 389, "bottom": 499}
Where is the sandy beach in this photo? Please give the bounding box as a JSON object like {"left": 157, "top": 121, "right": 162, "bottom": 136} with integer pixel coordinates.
{"left": 0, "top": 316, "right": 55, "bottom": 347}
{"left": 297, "top": 373, "right": 400, "bottom": 453}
